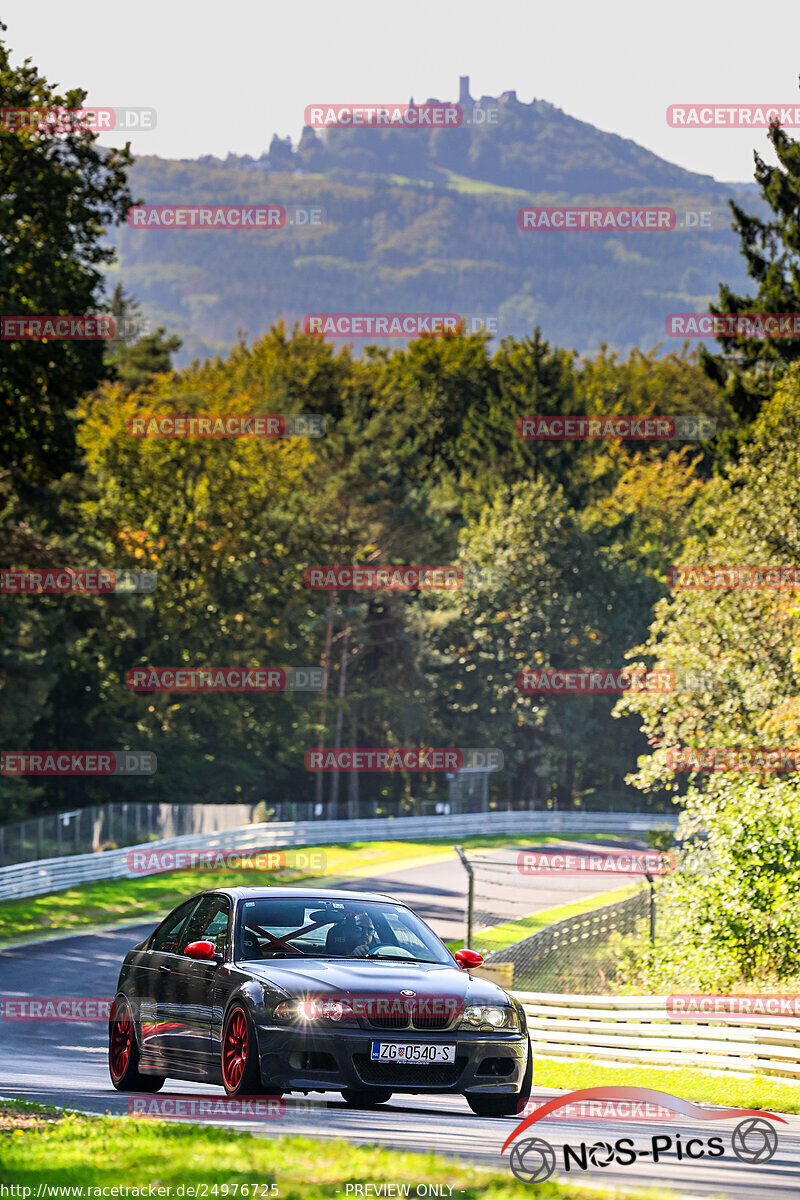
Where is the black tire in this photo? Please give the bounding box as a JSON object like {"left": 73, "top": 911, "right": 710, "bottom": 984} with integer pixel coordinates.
{"left": 222, "top": 1002, "right": 270, "bottom": 1096}
{"left": 108, "top": 995, "right": 165, "bottom": 1093}
{"left": 340, "top": 1087, "right": 393, "bottom": 1107}
{"left": 466, "top": 1037, "right": 532, "bottom": 1117}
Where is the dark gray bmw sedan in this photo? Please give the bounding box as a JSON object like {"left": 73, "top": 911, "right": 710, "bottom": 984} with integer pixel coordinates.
{"left": 108, "top": 886, "right": 531, "bottom": 1116}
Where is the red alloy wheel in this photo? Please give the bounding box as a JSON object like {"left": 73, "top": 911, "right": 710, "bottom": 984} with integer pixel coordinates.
{"left": 222, "top": 1008, "right": 248, "bottom": 1091}
{"left": 109, "top": 1000, "right": 132, "bottom": 1082}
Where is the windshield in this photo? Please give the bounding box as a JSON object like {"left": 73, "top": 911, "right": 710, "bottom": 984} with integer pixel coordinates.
{"left": 235, "top": 897, "right": 451, "bottom": 964}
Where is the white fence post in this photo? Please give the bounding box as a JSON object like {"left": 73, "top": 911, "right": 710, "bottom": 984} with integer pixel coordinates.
{"left": 0, "top": 811, "right": 678, "bottom": 903}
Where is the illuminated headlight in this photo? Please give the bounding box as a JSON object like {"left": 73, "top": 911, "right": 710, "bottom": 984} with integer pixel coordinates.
{"left": 461, "top": 1005, "right": 518, "bottom": 1030}
{"left": 273, "top": 1000, "right": 309, "bottom": 1022}
{"left": 273, "top": 998, "right": 346, "bottom": 1022}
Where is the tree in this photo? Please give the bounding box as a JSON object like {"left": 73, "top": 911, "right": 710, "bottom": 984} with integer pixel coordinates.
{"left": 616, "top": 365, "right": 800, "bottom": 984}
{"left": 0, "top": 24, "right": 134, "bottom": 487}
{"left": 104, "top": 283, "right": 182, "bottom": 392}
{"left": 420, "top": 479, "right": 649, "bottom": 808}
{"left": 701, "top": 110, "right": 800, "bottom": 421}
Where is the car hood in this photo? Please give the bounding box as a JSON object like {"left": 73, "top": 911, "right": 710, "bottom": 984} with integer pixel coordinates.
{"left": 237, "top": 958, "right": 511, "bottom": 1006}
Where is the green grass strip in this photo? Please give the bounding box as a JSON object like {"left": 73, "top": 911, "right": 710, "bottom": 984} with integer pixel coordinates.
{"left": 0, "top": 1100, "right": 679, "bottom": 1198}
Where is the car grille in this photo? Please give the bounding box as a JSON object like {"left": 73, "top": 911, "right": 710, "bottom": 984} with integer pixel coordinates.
{"left": 362, "top": 1015, "right": 454, "bottom": 1031}
{"left": 410, "top": 1015, "right": 451, "bottom": 1031}
{"left": 353, "top": 1054, "right": 466, "bottom": 1087}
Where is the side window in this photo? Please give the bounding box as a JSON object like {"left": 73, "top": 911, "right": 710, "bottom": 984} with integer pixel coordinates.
{"left": 150, "top": 899, "right": 197, "bottom": 954}
{"left": 180, "top": 895, "right": 231, "bottom": 955}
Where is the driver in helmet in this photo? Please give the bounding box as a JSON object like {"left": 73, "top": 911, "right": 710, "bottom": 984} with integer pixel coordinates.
{"left": 351, "top": 911, "right": 381, "bottom": 957}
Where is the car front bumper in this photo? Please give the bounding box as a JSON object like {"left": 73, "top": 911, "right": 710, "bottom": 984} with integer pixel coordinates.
{"left": 253, "top": 1023, "right": 528, "bottom": 1094}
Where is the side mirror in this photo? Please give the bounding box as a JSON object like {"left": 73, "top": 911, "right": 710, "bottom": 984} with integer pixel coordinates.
{"left": 454, "top": 948, "right": 484, "bottom": 969}
{"left": 184, "top": 940, "right": 219, "bottom": 961}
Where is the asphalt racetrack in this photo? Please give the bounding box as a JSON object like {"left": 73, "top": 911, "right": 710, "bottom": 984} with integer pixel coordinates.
{"left": 2, "top": 842, "right": 798, "bottom": 1198}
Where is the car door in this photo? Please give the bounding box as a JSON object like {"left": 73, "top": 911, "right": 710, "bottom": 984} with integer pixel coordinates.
{"left": 159, "top": 894, "right": 231, "bottom": 1070}
{"left": 137, "top": 897, "right": 199, "bottom": 1059}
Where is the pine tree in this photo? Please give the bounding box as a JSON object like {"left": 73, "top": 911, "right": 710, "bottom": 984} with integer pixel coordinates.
{"left": 103, "top": 283, "right": 182, "bottom": 391}
{"left": 701, "top": 108, "right": 800, "bottom": 421}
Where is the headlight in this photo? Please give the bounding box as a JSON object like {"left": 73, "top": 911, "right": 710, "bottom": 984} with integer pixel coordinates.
{"left": 460, "top": 1005, "right": 518, "bottom": 1031}
{"left": 272, "top": 998, "right": 354, "bottom": 1024}
{"left": 273, "top": 1000, "right": 310, "bottom": 1022}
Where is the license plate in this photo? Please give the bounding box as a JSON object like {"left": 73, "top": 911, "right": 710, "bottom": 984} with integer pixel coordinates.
{"left": 370, "top": 1042, "right": 455, "bottom": 1063}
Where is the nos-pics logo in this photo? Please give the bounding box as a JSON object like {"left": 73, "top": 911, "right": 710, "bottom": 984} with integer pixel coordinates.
{"left": 503, "top": 1088, "right": 783, "bottom": 1184}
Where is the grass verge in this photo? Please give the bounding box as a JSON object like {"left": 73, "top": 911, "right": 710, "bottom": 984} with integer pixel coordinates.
{"left": 533, "top": 1056, "right": 800, "bottom": 1114}
{"left": 0, "top": 1099, "right": 677, "bottom": 1198}
{"left": 0, "top": 832, "right": 622, "bottom": 946}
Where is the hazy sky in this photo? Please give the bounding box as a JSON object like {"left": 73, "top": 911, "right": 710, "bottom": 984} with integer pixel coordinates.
{"left": 3, "top": 0, "right": 798, "bottom": 182}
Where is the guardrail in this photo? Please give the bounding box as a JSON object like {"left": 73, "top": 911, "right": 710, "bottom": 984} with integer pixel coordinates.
{"left": 515, "top": 992, "right": 800, "bottom": 1079}
{"left": 0, "top": 801, "right": 260, "bottom": 867}
{"left": 0, "top": 810, "right": 677, "bottom": 902}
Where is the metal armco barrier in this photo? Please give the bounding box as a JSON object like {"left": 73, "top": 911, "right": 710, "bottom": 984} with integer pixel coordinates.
{"left": 0, "top": 801, "right": 260, "bottom": 867}
{"left": 0, "top": 810, "right": 677, "bottom": 902}
{"left": 515, "top": 992, "right": 800, "bottom": 1079}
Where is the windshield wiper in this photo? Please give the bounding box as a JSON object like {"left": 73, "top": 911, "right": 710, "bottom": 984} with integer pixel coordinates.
{"left": 364, "top": 953, "right": 435, "bottom": 964}
{"left": 248, "top": 950, "right": 302, "bottom": 959}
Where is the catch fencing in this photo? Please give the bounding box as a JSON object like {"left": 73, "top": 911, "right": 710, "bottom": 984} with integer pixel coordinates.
{"left": 485, "top": 891, "right": 651, "bottom": 992}
{"left": 0, "top": 802, "right": 258, "bottom": 867}
{"left": 515, "top": 991, "right": 800, "bottom": 1079}
{"left": 0, "top": 810, "right": 676, "bottom": 902}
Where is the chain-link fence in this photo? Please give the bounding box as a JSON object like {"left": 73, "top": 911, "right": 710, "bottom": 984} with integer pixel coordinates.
{"left": 0, "top": 802, "right": 258, "bottom": 866}
{"left": 483, "top": 890, "right": 650, "bottom": 992}
{"left": 455, "top": 842, "right": 657, "bottom": 993}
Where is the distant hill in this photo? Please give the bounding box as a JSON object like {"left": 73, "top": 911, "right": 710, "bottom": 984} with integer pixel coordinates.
{"left": 109, "top": 80, "right": 766, "bottom": 365}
